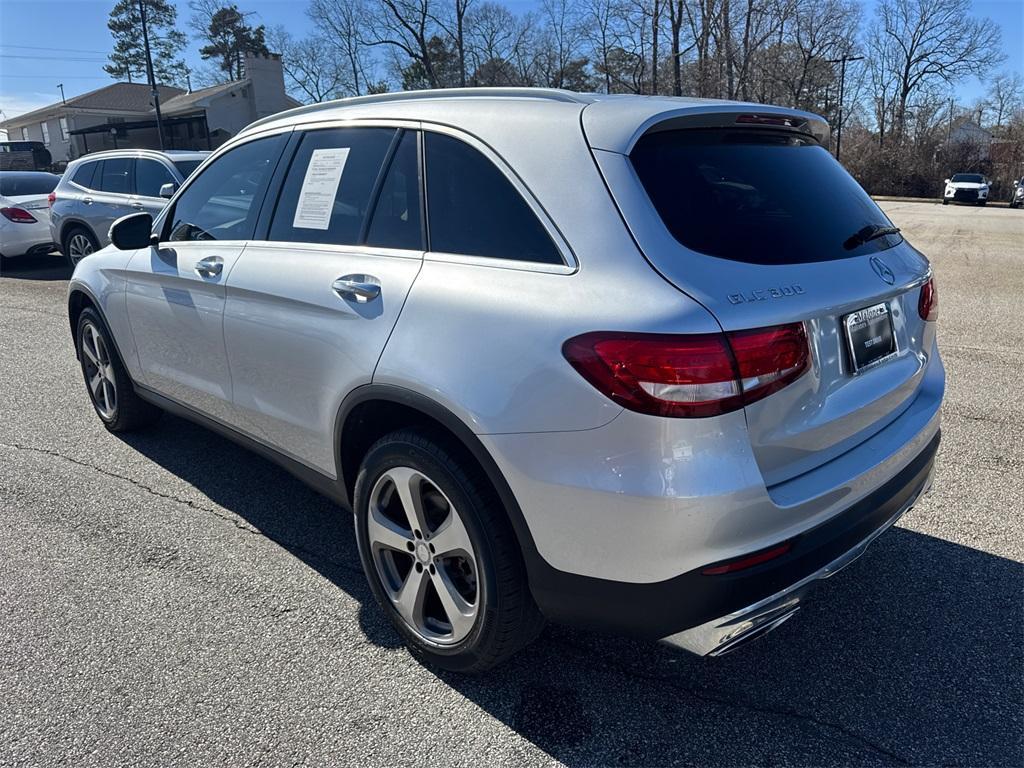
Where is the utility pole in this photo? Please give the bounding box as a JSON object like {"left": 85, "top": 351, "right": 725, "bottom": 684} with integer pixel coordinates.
{"left": 828, "top": 54, "right": 864, "bottom": 164}
{"left": 57, "top": 84, "right": 66, "bottom": 104}
{"left": 138, "top": 0, "right": 165, "bottom": 150}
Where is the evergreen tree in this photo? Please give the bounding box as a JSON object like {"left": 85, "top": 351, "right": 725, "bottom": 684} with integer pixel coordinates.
{"left": 198, "top": 5, "right": 270, "bottom": 81}
{"left": 105, "top": 0, "right": 187, "bottom": 85}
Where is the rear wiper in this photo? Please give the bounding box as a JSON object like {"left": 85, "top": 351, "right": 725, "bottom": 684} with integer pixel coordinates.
{"left": 843, "top": 224, "right": 901, "bottom": 251}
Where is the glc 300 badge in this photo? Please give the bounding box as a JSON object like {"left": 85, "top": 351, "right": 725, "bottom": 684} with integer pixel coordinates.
{"left": 728, "top": 285, "right": 805, "bottom": 304}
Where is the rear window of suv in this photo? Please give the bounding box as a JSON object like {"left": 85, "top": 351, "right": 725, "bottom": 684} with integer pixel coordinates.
{"left": 630, "top": 129, "right": 902, "bottom": 264}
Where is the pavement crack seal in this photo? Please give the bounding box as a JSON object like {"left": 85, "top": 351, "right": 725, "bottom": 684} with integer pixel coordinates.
{"left": 0, "top": 440, "right": 363, "bottom": 578}
{"left": 551, "top": 636, "right": 913, "bottom": 765}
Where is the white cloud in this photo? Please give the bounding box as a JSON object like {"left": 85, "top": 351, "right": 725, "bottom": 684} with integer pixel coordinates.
{"left": 0, "top": 92, "right": 61, "bottom": 122}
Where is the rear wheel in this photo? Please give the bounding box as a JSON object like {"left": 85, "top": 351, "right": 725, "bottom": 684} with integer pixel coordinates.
{"left": 64, "top": 226, "right": 98, "bottom": 268}
{"left": 354, "top": 428, "right": 544, "bottom": 672}
{"left": 76, "top": 308, "right": 161, "bottom": 432}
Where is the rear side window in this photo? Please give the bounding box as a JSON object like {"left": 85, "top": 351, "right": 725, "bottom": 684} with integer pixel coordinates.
{"left": 167, "top": 134, "right": 285, "bottom": 242}
{"left": 365, "top": 131, "right": 422, "bottom": 250}
{"left": 0, "top": 173, "right": 58, "bottom": 196}
{"left": 135, "top": 159, "right": 177, "bottom": 197}
{"left": 72, "top": 162, "right": 98, "bottom": 189}
{"left": 424, "top": 133, "right": 562, "bottom": 264}
{"left": 269, "top": 127, "right": 395, "bottom": 246}
{"left": 630, "top": 129, "right": 902, "bottom": 264}
{"left": 97, "top": 158, "right": 132, "bottom": 194}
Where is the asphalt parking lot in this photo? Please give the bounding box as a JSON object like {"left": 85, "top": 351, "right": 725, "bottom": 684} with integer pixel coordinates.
{"left": 1, "top": 200, "right": 1021, "bottom": 767}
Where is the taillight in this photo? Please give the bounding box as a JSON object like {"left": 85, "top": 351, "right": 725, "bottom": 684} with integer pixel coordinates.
{"left": 736, "top": 113, "right": 803, "bottom": 128}
{"left": 562, "top": 323, "right": 810, "bottom": 418}
{"left": 47, "top": 191, "right": 57, "bottom": 207}
{"left": 1, "top": 207, "right": 37, "bottom": 223}
{"left": 918, "top": 277, "right": 938, "bottom": 321}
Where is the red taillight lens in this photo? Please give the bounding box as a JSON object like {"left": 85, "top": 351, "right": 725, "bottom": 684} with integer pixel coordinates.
{"left": 47, "top": 191, "right": 57, "bottom": 207}
{"left": 918, "top": 277, "right": 938, "bottom": 321}
{"left": 562, "top": 323, "right": 810, "bottom": 418}
{"left": 1, "top": 206, "right": 37, "bottom": 223}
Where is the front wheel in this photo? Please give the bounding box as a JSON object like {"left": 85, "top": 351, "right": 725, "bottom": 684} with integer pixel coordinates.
{"left": 76, "top": 308, "right": 161, "bottom": 432}
{"left": 942, "top": 198, "right": 949, "bottom": 205}
{"left": 354, "top": 428, "right": 544, "bottom": 672}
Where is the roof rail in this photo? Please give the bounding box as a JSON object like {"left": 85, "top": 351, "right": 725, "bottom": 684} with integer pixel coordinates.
{"left": 244, "top": 88, "right": 588, "bottom": 132}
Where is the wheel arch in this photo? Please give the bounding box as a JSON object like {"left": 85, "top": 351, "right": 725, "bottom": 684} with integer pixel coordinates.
{"left": 67, "top": 285, "right": 126, "bottom": 368}
{"left": 59, "top": 219, "right": 99, "bottom": 251}
{"left": 335, "top": 385, "right": 545, "bottom": 580}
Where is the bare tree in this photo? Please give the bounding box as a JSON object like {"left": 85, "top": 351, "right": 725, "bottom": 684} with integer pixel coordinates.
{"left": 870, "top": 0, "right": 1003, "bottom": 141}
{"left": 984, "top": 72, "right": 1024, "bottom": 130}
{"left": 308, "top": 0, "right": 379, "bottom": 96}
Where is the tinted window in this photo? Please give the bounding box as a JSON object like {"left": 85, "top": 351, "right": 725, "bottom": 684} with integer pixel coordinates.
{"left": 172, "top": 160, "right": 203, "bottom": 179}
{"left": 425, "top": 133, "right": 561, "bottom": 264}
{"left": 135, "top": 159, "right": 177, "bottom": 197}
{"left": 72, "top": 162, "right": 98, "bottom": 189}
{"left": 951, "top": 173, "right": 984, "bottom": 183}
{"left": 269, "top": 127, "right": 395, "bottom": 246}
{"left": 97, "top": 158, "right": 131, "bottom": 194}
{"left": 0, "top": 173, "right": 59, "bottom": 196}
{"left": 167, "top": 135, "right": 284, "bottom": 242}
{"left": 366, "top": 131, "right": 422, "bottom": 250}
{"left": 630, "top": 129, "right": 902, "bottom": 264}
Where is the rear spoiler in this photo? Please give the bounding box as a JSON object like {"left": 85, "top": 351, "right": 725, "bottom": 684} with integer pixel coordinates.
{"left": 584, "top": 102, "right": 830, "bottom": 155}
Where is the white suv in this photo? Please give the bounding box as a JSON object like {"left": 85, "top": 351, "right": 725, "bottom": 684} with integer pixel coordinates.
{"left": 67, "top": 89, "right": 943, "bottom": 671}
{"left": 942, "top": 173, "right": 989, "bottom": 205}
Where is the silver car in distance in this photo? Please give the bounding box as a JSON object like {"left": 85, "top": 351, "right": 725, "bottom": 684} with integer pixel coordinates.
{"left": 67, "top": 89, "right": 943, "bottom": 671}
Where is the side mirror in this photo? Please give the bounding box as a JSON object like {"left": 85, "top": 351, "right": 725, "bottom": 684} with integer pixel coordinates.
{"left": 944, "top": 178, "right": 950, "bottom": 184}
{"left": 159, "top": 182, "right": 178, "bottom": 199}
{"left": 109, "top": 212, "right": 155, "bottom": 250}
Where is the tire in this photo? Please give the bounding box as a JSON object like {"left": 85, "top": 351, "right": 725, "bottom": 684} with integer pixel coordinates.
{"left": 354, "top": 428, "right": 544, "bottom": 672}
{"left": 63, "top": 226, "right": 99, "bottom": 268}
{"left": 76, "top": 307, "right": 161, "bottom": 432}
{"left": 978, "top": 200, "right": 986, "bottom": 206}
{"left": 942, "top": 198, "right": 948, "bottom": 205}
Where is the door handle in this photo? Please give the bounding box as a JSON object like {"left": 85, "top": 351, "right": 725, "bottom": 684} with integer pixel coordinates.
{"left": 83, "top": 197, "right": 94, "bottom": 205}
{"left": 332, "top": 275, "right": 380, "bottom": 303}
{"left": 195, "top": 256, "right": 224, "bottom": 278}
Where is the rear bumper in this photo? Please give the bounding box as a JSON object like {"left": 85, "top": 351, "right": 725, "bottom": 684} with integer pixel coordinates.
{"left": 664, "top": 439, "right": 936, "bottom": 655}
{"left": 523, "top": 429, "right": 939, "bottom": 641}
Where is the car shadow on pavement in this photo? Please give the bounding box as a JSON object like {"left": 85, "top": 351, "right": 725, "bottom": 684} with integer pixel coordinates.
{"left": 0, "top": 253, "right": 72, "bottom": 281}
{"left": 118, "top": 415, "right": 1023, "bottom": 767}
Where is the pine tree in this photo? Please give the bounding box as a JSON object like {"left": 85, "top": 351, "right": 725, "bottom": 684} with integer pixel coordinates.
{"left": 105, "top": 0, "right": 187, "bottom": 85}
{"left": 198, "top": 5, "right": 270, "bottom": 81}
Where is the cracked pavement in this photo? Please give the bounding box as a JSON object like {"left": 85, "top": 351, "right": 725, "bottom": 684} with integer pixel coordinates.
{"left": 1, "top": 201, "right": 1022, "bottom": 767}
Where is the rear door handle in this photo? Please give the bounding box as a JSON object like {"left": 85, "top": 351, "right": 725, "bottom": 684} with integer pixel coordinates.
{"left": 195, "top": 255, "right": 224, "bottom": 278}
{"left": 332, "top": 274, "right": 380, "bottom": 303}
{"left": 83, "top": 197, "right": 94, "bottom": 205}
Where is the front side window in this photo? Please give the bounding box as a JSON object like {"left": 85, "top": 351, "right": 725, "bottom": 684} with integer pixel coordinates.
{"left": 135, "top": 159, "right": 177, "bottom": 198}
{"left": 97, "top": 158, "right": 131, "bottom": 194}
{"left": 365, "top": 131, "right": 422, "bottom": 250}
{"left": 268, "top": 127, "right": 395, "bottom": 246}
{"left": 630, "top": 129, "right": 903, "bottom": 264}
{"left": 167, "top": 134, "right": 285, "bottom": 242}
{"left": 172, "top": 159, "right": 203, "bottom": 179}
{"left": 424, "top": 132, "right": 561, "bottom": 264}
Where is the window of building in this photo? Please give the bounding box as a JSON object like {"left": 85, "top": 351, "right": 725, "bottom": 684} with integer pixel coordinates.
{"left": 40, "top": 122, "right": 50, "bottom": 145}
{"left": 59, "top": 117, "right": 70, "bottom": 141}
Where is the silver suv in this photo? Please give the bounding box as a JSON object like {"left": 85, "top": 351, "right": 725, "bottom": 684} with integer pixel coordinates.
{"left": 50, "top": 149, "right": 208, "bottom": 266}
{"left": 67, "top": 89, "right": 943, "bottom": 671}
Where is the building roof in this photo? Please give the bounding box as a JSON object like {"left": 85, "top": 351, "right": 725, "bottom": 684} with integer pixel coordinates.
{"left": 160, "top": 80, "right": 247, "bottom": 115}
{"left": 0, "top": 83, "right": 185, "bottom": 128}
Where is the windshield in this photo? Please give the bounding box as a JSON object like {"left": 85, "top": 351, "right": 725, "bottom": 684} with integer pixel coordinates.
{"left": 0, "top": 172, "right": 59, "bottom": 197}
{"left": 630, "top": 129, "right": 903, "bottom": 265}
{"left": 172, "top": 160, "right": 203, "bottom": 179}
{"left": 951, "top": 174, "right": 984, "bottom": 183}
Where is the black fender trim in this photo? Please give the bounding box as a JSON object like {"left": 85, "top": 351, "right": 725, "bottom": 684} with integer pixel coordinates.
{"left": 334, "top": 384, "right": 551, "bottom": 589}
{"left": 67, "top": 283, "right": 129, "bottom": 369}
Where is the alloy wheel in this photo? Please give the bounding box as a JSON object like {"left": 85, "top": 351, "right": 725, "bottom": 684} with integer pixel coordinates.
{"left": 68, "top": 233, "right": 94, "bottom": 264}
{"left": 80, "top": 321, "right": 117, "bottom": 419}
{"left": 367, "top": 466, "right": 479, "bottom": 645}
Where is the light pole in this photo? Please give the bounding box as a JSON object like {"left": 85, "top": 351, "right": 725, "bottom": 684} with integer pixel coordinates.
{"left": 828, "top": 54, "right": 864, "bottom": 163}
{"left": 57, "top": 84, "right": 66, "bottom": 104}
{"left": 138, "top": 0, "right": 165, "bottom": 150}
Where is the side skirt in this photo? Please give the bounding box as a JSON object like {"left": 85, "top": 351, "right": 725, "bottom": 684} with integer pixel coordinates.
{"left": 134, "top": 384, "right": 350, "bottom": 508}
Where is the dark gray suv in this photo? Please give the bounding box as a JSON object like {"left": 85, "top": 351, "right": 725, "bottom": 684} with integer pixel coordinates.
{"left": 50, "top": 149, "right": 208, "bottom": 265}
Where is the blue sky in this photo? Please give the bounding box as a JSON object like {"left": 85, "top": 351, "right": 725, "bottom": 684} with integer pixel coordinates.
{"left": 1, "top": 0, "right": 1021, "bottom": 121}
